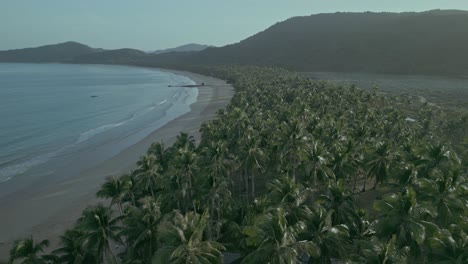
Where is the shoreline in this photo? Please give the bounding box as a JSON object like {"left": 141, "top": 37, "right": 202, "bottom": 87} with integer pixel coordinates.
{"left": 0, "top": 69, "right": 234, "bottom": 258}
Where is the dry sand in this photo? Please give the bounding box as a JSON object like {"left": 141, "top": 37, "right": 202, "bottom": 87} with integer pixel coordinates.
{"left": 0, "top": 69, "right": 233, "bottom": 259}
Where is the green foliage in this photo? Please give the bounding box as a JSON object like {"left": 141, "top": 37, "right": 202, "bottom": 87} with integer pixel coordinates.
{"left": 75, "top": 205, "right": 122, "bottom": 263}
{"left": 52, "top": 229, "right": 98, "bottom": 264}
{"left": 153, "top": 211, "right": 225, "bottom": 263}
{"left": 9, "top": 237, "right": 50, "bottom": 264}
{"left": 9, "top": 65, "right": 467, "bottom": 263}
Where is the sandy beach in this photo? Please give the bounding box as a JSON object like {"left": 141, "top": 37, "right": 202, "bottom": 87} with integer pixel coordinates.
{"left": 0, "top": 69, "right": 233, "bottom": 258}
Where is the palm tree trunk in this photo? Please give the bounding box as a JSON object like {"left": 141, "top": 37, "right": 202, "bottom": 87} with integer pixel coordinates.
{"left": 251, "top": 170, "right": 255, "bottom": 199}
{"left": 130, "top": 191, "right": 136, "bottom": 206}
{"left": 176, "top": 176, "right": 181, "bottom": 211}
{"left": 106, "top": 244, "right": 118, "bottom": 264}
{"left": 217, "top": 196, "right": 221, "bottom": 228}
{"left": 311, "top": 173, "right": 316, "bottom": 202}
{"left": 292, "top": 155, "right": 297, "bottom": 182}
{"left": 353, "top": 172, "right": 358, "bottom": 194}
{"left": 244, "top": 167, "right": 249, "bottom": 203}
{"left": 116, "top": 203, "right": 131, "bottom": 248}
{"left": 361, "top": 173, "right": 367, "bottom": 192}
{"left": 148, "top": 233, "right": 154, "bottom": 261}
{"left": 188, "top": 173, "right": 197, "bottom": 211}
{"left": 118, "top": 203, "right": 123, "bottom": 217}
{"left": 150, "top": 185, "right": 155, "bottom": 199}
{"left": 207, "top": 198, "right": 214, "bottom": 240}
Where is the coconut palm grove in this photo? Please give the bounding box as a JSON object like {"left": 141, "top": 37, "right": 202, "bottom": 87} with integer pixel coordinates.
{"left": 6, "top": 66, "right": 468, "bottom": 263}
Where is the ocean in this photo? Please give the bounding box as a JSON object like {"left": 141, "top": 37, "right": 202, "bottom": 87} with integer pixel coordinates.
{"left": 0, "top": 63, "right": 198, "bottom": 183}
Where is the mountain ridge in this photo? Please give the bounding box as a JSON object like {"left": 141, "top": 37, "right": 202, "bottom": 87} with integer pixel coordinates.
{"left": 0, "top": 41, "right": 101, "bottom": 62}
{"left": 143, "top": 10, "right": 468, "bottom": 76}
{"left": 2, "top": 10, "right": 468, "bottom": 76}
{"left": 150, "top": 43, "right": 212, "bottom": 54}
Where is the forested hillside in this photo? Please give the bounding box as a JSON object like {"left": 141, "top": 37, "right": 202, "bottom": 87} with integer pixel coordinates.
{"left": 0, "top": 42, "right": 99, "bottom": 62}
{"left": 8, "top": 66, "right": 467, "bottom": 263}
{"left": 2, "top": 11, "right": 468, "bottom": 76}
{"left": 72, "top": 48, "right": 147, "bottom": 64}
{"left": 144, "top": 10, "right": 468, "bottom": 76}
{"left": 151, "top": 43, "right": 211, "bottom": 54}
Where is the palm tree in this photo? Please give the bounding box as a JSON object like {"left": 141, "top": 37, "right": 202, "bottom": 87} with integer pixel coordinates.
{"left": 170, "top": 147, "right": 199, "bottom": 212}
{"left": 147, "top": 141, "right": 169, "bottom": 171}
{"left": 265, "top": 176, "right": 312, "bottom": 225}
{"left": 201, "top": 139, "right": 234, "bottom": 239}
{"left": 426, "top": 225, "right": 468, "bottom": 263}
{"left": 9, "top": 237, "right": 50, "bottom": 264}
{"left": 172, "top": 132, "right": 195, "bottom": 152}
{"left": 96, "top": 176, "right": 130, "bottom": 215}
{"left": 52, "top": 229, "right": 97, "bottom": 264}
{"left": 304, "top": 141, "right": 334, "bottom": 191}
{"left": 300, "top": 205, "right": 350, "bottom": 263}
{"left": 329, "top": 141, "right": 358, "bottom": 185}
{"left": 241, "top": 207, "right": 320, "bottom": 264}
{"left": 365, "top": 142, "right": 395, "bottom": 191}
{"left": 241, "top": 133, "right": 267, "bottom": 200}
{"left": 228, "top": 107, "right": 249, "bottom": 142}
{"left": 421, "top": 143, "right": 454, "bottom": 176}
{"left": 153, "top": 210, "right": 225, "bottom": 263}
{"left": 76, "top": 204, "right": 122, "bottom": 263}
{"left": 317, "top": 180, "right": 360, "bottom": 234}
{"left": 352, "top": 235, "right": 410, "bottom": 263}
{"left": 412, "top": 170, "right": 467, "bottom": 227}
{"left": 277, "top": 119, "right": 310, "bottom": 182}
{"left": 134, "top": 154, "right": 161, "bottom": 198}
{"left": 123, "top": 197, "right": 162, "bottom": 263}
{"left": 120, "top": 173, "right": 138, "bottom": 207}
{"left": 372, "top": 188, "right": 437, "bottom": 260}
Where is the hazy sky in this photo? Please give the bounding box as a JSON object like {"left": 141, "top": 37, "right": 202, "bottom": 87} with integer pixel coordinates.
{"left": 2, "top": 0, "right": 468, "bottom": 51}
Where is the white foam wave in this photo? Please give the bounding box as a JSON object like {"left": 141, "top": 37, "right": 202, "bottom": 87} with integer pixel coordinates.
{"left": 77, "top": 122, "right": 125, "bottom": 143}
{"left": 0, "top": 88, "right": 194, "bottom": 183}
{"left": 0, "top": 150, "right": 60, "bottom": 182}
{"left": 77, "top": 100, "right": 169, "bottom": 143}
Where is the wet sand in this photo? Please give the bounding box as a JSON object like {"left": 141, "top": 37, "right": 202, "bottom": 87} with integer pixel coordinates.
{"left": 0, "top": 69, "right": 233, "bottom": 258}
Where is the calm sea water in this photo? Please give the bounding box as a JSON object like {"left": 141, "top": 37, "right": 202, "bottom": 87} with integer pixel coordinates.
{"left": 0, "top": 63, "right": 197, "bottom": 182}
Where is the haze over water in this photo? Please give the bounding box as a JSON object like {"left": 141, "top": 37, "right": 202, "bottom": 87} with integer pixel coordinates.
{"left": 0, "top": 63, "right": 197, "bottom": 182}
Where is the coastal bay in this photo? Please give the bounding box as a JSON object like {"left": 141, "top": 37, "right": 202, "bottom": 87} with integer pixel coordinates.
{"left": 0, "top": 68, "right": 233, "bottom": 257}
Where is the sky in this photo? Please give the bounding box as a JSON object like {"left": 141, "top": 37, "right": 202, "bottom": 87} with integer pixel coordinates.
{"left": 1, "top": 0, "right": 468, "bottom": 51}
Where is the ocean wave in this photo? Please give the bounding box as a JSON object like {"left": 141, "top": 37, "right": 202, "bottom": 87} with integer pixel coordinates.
{"left": 77, "top": 122, "right": 126, "bottom": 143}
{"left": 0, "top": 150, "right": 60, "bottom": 182}
{"left": 0, "top": 89, "right": 195, "bottom": 183}
{"left": 77, "top": 99, "right": 170, "bottom": 143}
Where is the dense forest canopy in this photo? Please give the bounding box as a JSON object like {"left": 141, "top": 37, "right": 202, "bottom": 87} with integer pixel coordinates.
{"left": 7, "top": 66, "right": 467, "bottom": 263}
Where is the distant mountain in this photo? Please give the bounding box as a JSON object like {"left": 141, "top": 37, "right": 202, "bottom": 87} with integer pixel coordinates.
{"left": 72, "top": 48, "right": 147, "bottom": 64}
{"left": 3, "top": 10, "right": 468, "bottom": 76}
{"left": 0, "top": 41, "right": 100, "bottom": 62}
{"left": 150, "top": 44, "right": 211, "bottom": 54}
{"left": 143, "top": 10, "right": 468, "bottom": 76}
